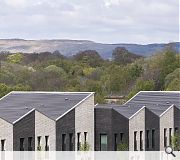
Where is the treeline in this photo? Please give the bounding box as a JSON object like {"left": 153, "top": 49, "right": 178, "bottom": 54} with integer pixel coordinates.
{"left": 0, "top": 47, "right": 179, "bottom": 103}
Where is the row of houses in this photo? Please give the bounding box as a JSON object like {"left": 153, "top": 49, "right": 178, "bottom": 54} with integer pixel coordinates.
{"left": 0, "top": 91, "right": 179, "bottom": 151}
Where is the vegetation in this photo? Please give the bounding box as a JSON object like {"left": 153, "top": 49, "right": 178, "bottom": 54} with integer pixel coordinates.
{"left": 80, "top": 142, "right": 91, "bottom": 151}
{"left": 0, "top": 46, "right": 179, "bottom": 103}
{"left": 172, "top": 133, "right": 180, "bottom": 151}
{"left": 117, "top": 143, "right": 129, "bottom": 151}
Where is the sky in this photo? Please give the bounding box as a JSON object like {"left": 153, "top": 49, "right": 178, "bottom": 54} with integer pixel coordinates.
{"left": 0, "top": 0, "right": 179, "bottom": 44}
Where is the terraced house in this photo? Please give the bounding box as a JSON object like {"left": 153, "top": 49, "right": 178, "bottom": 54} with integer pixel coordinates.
{"left": 0, "top": 92, "right": 94, "bottom": 151}
{"left": 0, "top": 91, "right": 179, "bottom": 151}
{"left": 95, "top": 91, "right": 180, "bottom": 151}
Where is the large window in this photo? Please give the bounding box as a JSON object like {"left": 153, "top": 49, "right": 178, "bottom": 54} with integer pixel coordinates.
{"left": 1, "top": 140, "right": 5, "bottom": 151}
{"left": 134, "top": 132, "right": 137, "bottom": 151}
{"left": 69, "top": 133, "right": 73, "bottom": 151}
{"left": 62, "top": 134, "right": 66, "bottom": 151}
{"left": 140, "top": 131, "right": 143, "bottom": 151}
{"left": 164, "top": 129, "right": 167, "bottom": 147}
{"left": 146, "top": 130, "right": 149, "bottom": 149}
{"left": 100, "top": 134, "right": 108, "bottom": 151}
{"left": 152, "top": 130, "right": 155, "bottom": 149}
{"left": 20, "top": 138, "right": 25, "bottom": 151}
{"left": 28, "top": 137, "right": 33, "bottom": 151}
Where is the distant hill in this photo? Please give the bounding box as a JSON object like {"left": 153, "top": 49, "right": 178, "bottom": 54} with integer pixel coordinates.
{"left": 0, "top": 39, "right": 179, "bottom": 59}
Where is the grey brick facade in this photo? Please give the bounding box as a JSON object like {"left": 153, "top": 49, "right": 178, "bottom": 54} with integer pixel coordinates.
{"left": 0, "top": 91, "right": 179, "bottom": 151}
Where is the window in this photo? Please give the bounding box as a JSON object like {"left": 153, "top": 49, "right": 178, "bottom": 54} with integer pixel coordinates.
{"left": 1, "top": 140, "right": 5, "bottom": 151}
{"left": 100, "top": 134, "right": 107, "bottom": 151}
{"left": 120, "top": 133, "right": 124, "bottom": 142}
{"left": 114, "top": 134, "right": 117, "bottom": 151}
{"left": 84, "top": 132, "right": 88, "bottom": 150}
{"left": 152, "top": 130, "right": 155, "bottom": 149}
{"left": 77, "top": 133, "right": 81, "bottom": 151}
{"left": 146, "top": 130, "right": 149, "bottom": 149}
{"left": 84, "top": 132, "right": 87, "bottom": 143}
{"left": 175, "top": 127, "right": 178, "bottom": 134}
{"left": 134, "top": 132, "right": 137, "bottom": 151}
{"left": 45, "top": 136, "right": 49, "bottom": 151}
{"left": 28, "top": 137, "right": 33, "bottom": 151}
{"left": 140, "top": 131, "right": 143, "bottom": 151}
{"left": 164, "top": 129, "right": 167, "bottom": 147}
{"left": 62, "top": 134, "right": 66, "bottom": 151}
{"left": 37, "top": 136, "right": 41, "bottom": 151}
{"left": 20, "top": 138, "right": 25, "bottom": 151}
{"left": 69, "top": 133, "right": 73, "bottom": 151}
{"left": 169, "top": 128, "right": 172, "bottom": 146}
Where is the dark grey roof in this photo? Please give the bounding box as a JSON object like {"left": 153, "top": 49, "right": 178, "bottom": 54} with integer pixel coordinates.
{"left": 0, "top": 92, "right": 93, "bottom": 123}
{"left": 125, "top": 91, "right": 180, "bottom": 116}
{"left": 96, "top": 104, "right": 144, "bottom": 119}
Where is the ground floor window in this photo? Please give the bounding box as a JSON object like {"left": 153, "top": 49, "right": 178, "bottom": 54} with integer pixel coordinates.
{"left": 134, "top": 131, "right": 137, "bottom": 151}
{"left": 169, "top": 128, "right": 172, "bottom": 146}
{"left": 164, "top": 128, "right": 167, "bottom": 147}
{"left": 69, "top": 133, "right": 73, "bottom": 151}
{"left": 100, "top": 134, "right": 107, "bottom": 151}
{"left": 175, "top": 127, "right": 178, "bottom": 134}
{"left": 146, "top": 130, "right": 149, "bottom": 149}
{"left": 28, "top": 137, "right": 33, "bottom": 151}
{"left": 77, "top": 133, "right": 81, "bottom": 151}
{"left": 140, "top": 131, "right": 143, "bottom": 151}
{"left": 20, "top": 138, "right": 25, "bottom": 151}
{"left": 62, "top": 134, "right": 66, "bottom": 151}
{"left": 152, "top": 130, "right": 155, "bottom": 149}
{"left": 1, "top": 140, "right": 5, "bottom": 151}
{"left": 114, "top": 134, "right": 117, "bottom": 151}
{"left": 45, "top": 136, "right": 49, "bottom": 151}
{"left": 37, "top": 136, "right": 41, "bottom": 151}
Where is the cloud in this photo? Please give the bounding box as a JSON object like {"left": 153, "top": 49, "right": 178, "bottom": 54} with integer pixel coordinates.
{"left": 0, "top": 0, "right": 179, "bottom": 44}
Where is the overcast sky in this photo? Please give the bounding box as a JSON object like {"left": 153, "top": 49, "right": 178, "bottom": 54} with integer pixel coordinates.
{"left": 0, "top": 0, "right": 179, "bottom": 44}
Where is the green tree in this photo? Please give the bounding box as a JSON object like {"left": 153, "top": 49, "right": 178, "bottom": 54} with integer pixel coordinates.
{"left": 128, "top": 80, "right": 155, "bottom": 99}
{"left": 7, "top": 53, "right": 23, "bottom": 64}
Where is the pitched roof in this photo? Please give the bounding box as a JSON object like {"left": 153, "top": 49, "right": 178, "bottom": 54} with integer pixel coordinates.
{"left": 125, "top": 91, "right": 180, "bottom": 116}
{"left": 96, "top": 104, "right": 144, "bottom": 119}
{"left": 0, "top": 91, "right": 93, "bottom": 124}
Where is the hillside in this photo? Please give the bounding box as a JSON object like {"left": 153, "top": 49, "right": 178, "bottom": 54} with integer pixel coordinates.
{"left": 0, "top": 39, "right": 179, "bottom": 59}
{"left": 0, "top": 48, "right": 179, "bottom": 103}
